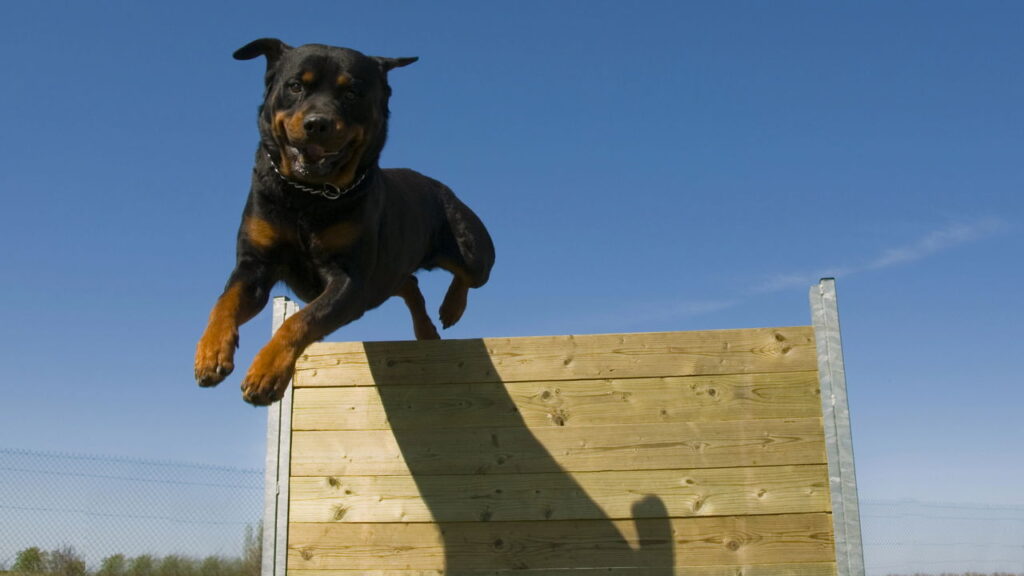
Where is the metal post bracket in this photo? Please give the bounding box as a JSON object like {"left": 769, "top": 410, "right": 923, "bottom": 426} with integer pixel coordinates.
{"left": 810, "top": 278, "right": 865, "bottom": 576}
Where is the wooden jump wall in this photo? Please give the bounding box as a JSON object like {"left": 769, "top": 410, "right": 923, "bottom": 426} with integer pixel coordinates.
{"left": 262, "top": 279, "right": 864, "bottom": 576}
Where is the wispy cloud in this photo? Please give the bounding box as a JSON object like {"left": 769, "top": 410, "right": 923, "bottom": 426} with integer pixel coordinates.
{"left": 864, "top": 218, "right": 1008, "bottom": 271}
{"left": 751, "top": 269, "right": 850, "bottom": 294}
{"left": 637, "top": 217, "right": 1010, "bottom": 322}
{"left": 751, "top": 217, "right": 1009, "bottom": 295}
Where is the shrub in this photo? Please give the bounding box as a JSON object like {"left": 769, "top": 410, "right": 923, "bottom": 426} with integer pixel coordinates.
{"left": 48, "top": 546, "right": 86, "bottom": 576}
{"left": 12, "top": 548, "right": 47, "bottom": 573}
{"left": 97, "top": 555, "right": 127, "bottom": 576}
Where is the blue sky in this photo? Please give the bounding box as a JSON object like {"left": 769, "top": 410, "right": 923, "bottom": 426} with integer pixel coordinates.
{"left": 1, "top": 0, "right": 1022, "bottom": 570}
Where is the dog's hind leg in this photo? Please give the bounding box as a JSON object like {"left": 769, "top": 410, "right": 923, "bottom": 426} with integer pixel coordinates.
{"left": 397, "top": 275, "right": 441, "bottom": 340}
{"left": 438, "top": 273, "right": 470, "bottom": 330}
{"left": 437, "top": 191, "right": 495, "bottom": 329}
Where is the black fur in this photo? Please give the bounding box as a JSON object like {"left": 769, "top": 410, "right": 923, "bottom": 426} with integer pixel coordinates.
{"left": 195, "top": 39, "right": 494, "bottom": 405}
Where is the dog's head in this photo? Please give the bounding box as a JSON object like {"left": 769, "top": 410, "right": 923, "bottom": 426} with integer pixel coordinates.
{"left": 234, "top": 38, "right": 416, "bottom": 189}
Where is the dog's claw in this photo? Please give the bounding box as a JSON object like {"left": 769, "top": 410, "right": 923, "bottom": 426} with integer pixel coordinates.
{"left": 195, "top": 357, "right": 233, "bottom": 386}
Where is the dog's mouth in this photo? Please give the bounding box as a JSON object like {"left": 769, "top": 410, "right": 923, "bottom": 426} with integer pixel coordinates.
{"left": 271, "top": 110, "right": 364, "bottom": 183}
{"left": 284, "top": 143, "right": 350, "bottom": 180}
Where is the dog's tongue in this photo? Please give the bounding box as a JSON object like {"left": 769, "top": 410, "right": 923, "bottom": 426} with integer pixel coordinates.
{"left": 303, "top": 145, "right": 326, "bottom": 161}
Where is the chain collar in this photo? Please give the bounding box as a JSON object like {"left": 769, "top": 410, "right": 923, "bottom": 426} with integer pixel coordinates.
{"left": 265, "top": 151, "right": 367, "bottom": 200}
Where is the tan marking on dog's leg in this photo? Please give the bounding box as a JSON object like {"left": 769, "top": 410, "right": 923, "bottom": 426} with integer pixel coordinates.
{"left": 242, "top": 314, "right": 306, "bottom": 405}
{"left": 195, "top": 283, "right": 245, "bottom": 386}
{"left": 244, "top": 217, "right": 280, "bottom": 249}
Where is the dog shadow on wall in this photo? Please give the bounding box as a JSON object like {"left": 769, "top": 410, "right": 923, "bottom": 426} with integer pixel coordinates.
{"left": 366, "top": 339, "right": 675, "bottom": 575}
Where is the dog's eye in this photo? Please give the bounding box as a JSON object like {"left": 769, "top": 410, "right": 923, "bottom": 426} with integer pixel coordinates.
{"left": 287, "top": 81, "right": 303, "bottom": 94}
{"left": 343, "top": 91, "right": 359, "bottom": 102}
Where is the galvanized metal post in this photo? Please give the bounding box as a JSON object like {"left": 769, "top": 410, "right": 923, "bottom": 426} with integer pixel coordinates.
{"left": 810, "top": 278, "right": 865, "bottom": 576}
{"left": 262, "top": 297, "right": 298, "bottom": 576}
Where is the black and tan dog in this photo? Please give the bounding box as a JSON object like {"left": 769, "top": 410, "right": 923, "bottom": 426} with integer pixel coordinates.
{"left": 195, "top": 38, "right": 495, "bottom": 405}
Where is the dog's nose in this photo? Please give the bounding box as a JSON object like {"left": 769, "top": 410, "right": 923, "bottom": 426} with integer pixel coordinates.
{"left": 303, "top": 115, "right": 333, "bottom": 136}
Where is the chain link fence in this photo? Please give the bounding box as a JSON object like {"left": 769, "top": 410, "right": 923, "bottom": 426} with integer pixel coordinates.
{"left": 0, "top": 448, "right": 262, "bottom": 575}
{"left": 3, "top": 447, "right": 1023, "bottom": 576}
{"left": 862, "top": 498, "right": 1024, "bottom": 576}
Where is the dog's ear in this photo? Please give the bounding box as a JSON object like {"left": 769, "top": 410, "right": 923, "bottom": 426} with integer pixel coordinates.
{"left": 233, "top": 38, "right": 292, "bottom": 68}
{"left": 375, "top": 56, "right": 418, "bottom": 72}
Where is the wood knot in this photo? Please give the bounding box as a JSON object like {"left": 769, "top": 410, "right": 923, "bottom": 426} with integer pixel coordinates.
{"left": 331, "top": 505, "right": 348, "bottom": 521}
{"left": 550, "top": 410, "right": 568, "bottom": 426}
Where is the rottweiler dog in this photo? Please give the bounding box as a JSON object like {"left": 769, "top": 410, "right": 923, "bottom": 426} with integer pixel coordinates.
{"left": 194, "top": 39, "right": 495, "bottom": 405}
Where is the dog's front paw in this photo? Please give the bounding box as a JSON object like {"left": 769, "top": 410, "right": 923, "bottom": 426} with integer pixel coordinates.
{"left": 195, "top": 327, "right": 238, "bottom": 387}
{"left": 241, "top": 346, "right": 296, "bottom": 406}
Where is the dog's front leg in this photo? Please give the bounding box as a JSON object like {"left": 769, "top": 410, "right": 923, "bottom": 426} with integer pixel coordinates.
{"left": 195, "top": 259, "right": 274, "bottom": 387}
{"left": 241, "top": 274, "right": 367, "bottom": 405}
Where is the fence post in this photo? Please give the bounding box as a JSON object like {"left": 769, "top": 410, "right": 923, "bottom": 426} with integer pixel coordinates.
{"left": 810, "top": 278, "right": 865, "bottom": 576}
{"left": 262, "top": 297, "right": 298, "bottom": 576}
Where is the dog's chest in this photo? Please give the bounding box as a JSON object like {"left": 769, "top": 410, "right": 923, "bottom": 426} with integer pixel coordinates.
{"left": 309, "top": 219, "right": 362, "bottom": 253}
{"left": 285, "top": 217, "right": 364, "bottom": 265}
{"left": 278, "top": 223, "right": 361, "bottom": 302}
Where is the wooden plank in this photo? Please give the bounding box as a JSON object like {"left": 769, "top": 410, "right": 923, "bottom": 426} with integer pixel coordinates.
{"left": 289, "top": 464, "right": 830, "bottom": 523}
{"left": 288, "top": 513, "right": 835, "bottom": 570}
{"left": 293, "top": 327, "right": 817, "bottom": 387}
{"left": 288, "top": 562, "right": 836, "bottom": 576}
{"left": 292, "top": 372, "right": 822, "bottom": 431}
{"left": 290, "top": 418, "right": 826, "bottom": 476}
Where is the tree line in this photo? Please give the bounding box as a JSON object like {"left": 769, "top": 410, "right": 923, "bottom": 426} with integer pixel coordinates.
{"left": 2, "top": 526, "right": 260, "bottom": 576}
